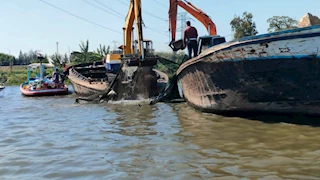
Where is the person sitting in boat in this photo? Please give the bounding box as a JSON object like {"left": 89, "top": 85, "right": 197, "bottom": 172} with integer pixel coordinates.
{"left": 183, "top": 21, "right": 198, "bottom": 59}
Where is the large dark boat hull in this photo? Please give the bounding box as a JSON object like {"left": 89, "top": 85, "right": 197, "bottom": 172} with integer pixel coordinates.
{"left": 178, "top": 58, "right": 320, "bottom": 115}
{"left": 176, "top": 25, "right": 320, "bottom": 115}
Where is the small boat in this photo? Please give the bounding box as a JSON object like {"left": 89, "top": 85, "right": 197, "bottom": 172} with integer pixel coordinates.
{"left": 0, "top": 83, "right": 5, "bottom": 92}
{"left": 176, "top": 25, "right": 320, "bottom": 115}
{"left": 20, "top": 62, "right": 68, "bottom": 96}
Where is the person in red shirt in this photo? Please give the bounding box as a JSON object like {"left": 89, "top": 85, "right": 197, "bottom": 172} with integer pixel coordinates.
{"left": 183, "top": 21, "right": 198, "bottom": 59}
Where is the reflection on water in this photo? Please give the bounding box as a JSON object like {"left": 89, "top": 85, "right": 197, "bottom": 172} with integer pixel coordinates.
{"left": 0, "top": 86, "right": 319, "bottom": 179}
{"left": 173, "top": 104, "right": 320, "bottom": 179}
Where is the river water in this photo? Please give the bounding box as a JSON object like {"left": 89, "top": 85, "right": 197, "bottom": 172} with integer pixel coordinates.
{"left": 0, "top": 86, "right": 319, "bottom": 179}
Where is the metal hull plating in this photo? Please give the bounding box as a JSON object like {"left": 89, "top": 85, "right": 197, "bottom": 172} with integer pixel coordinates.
{"left": 177, "top": 25, "right": 320, "bottom": 115}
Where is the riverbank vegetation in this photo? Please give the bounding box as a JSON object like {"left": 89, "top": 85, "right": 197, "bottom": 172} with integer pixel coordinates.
{"left": 1, "top": 13, "right": 299, "bottom": 85}
{"left": 0, "top": 66, "right": 54, "bottom": 85}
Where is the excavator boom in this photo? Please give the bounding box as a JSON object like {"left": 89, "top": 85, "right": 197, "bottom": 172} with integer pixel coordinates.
{"left": 123, "top": 2, "right": 135, "bottom": 55}
{"left": 121, "top": 0, "right": 157, "bottom": 66}
{"left": 168, "top": 0, "right": 217, "bottom": 51}
{"left": 123, "top": 0, "right": 144, "bottom": 58}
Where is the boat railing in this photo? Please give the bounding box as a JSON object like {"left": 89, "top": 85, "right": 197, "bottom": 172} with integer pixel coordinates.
{"left": 70, "top": 67, "right": 90, "bottom": 82}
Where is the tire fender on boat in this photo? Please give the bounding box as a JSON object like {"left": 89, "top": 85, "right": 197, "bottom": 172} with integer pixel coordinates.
{"left": 177, "top": 80, "right": 184, "bottom": 99}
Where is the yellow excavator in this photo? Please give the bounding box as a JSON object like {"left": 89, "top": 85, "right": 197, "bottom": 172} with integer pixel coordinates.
{"left": 168, "top": 0, "right": 226, "bottom": 54}
{"left": 105, "top": 0, "right": 157, "bottom": 72}
{"left": 105, "top": 0, "right": 161, "bottom": 101}
{"left": 120, "top": 0, "right": 158, "bottom": 67}
{"left": 78, "top": 0, "right": 163, "bottom": 102}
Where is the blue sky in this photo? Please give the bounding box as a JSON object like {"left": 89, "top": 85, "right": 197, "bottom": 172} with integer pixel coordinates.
{"left": 1, "top": 0, "right": 319, "bottom": 57}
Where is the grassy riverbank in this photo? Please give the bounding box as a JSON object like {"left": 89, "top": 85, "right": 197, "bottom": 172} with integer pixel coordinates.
{"left": 0, "top": 66, "right": 56, "bottom": 85}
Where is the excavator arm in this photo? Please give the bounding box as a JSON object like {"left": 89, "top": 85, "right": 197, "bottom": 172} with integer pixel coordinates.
{"left": 123, "top": 2, "right": 135, "bottom": 55}
{"left": 123, "top": 0, "right": 145, "bottom": 59}
{"left": 168, "top": 0, "right": 217, "bottom": 50}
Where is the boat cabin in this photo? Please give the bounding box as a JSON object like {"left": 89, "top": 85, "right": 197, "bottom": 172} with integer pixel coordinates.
{"left": 103, "top": 50, "right": 123, "bottom": 73}
{"left": 197, "top": 35, "right": 226, "bottom": 54}
{"left": 27, "top": 63, "right": 56, "bottom": 83}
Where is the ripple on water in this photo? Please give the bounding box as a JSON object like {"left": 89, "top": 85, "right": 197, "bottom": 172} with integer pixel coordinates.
{"left": 0, "top": 87, "right": 320, "bottom": 179}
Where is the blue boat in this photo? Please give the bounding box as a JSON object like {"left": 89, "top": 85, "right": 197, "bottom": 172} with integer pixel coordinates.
{"left": 20, "top": 62, "right": 68, "bottom": 96}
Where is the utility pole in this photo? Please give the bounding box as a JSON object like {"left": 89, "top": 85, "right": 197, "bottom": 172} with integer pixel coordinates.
{"left": 111, "top": 40, "right": 118, "bottom": 51}
{"left": 56, "top": 42, "right": 59, "bottom": 54}
{"left": 67, "top": 45, "right": 71, "bottom": 63}
{"left": 8, "top": 49, "right": 13, "bottom": 74}
{"left": 177, "top": 12, "right": 187, "bottom": 38}
{"left": 177, "top": 12, "right": 194, "bottom": 38}
{"left": 56, "top": 42, "right": 60, "bottom": 66}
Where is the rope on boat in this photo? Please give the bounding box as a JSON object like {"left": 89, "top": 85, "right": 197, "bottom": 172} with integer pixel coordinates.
{"left": 149, "top": 55, "right": 188, "bottom": 105}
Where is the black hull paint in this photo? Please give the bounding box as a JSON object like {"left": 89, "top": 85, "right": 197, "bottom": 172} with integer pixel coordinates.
{"left": 178, "top": 58, "right": 320, "bottom": 115}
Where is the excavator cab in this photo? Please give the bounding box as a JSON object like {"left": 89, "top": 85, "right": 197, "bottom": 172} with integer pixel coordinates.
{"left": 169, "top": 35, "right": 226, "bottom": 54}
{"left": 168, "top": 0, "right": 225, "bottom": 55}
{"left": 197, "top": 35, "right": 226, "bottom": 54}
{"left": 123, "top": 39, "right": 157, "bottom": 67}
{"left": 133, "top": 39, "right": 154, "bottom": 55}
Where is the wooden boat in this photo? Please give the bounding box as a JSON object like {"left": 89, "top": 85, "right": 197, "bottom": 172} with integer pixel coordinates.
{"left": 67, "top": 61, "right": 117, "bottom": 96}
{"left": 20, "top": 63, "right": 68, "bottom": 96}
{"left": 68, "top": 49, "right": 169, "bottom": 99}
{"left": 176, "top": 25, "right": 320, "bottom": 115}
{"left": 69, "top": 61, "right": 169, "bottom": 99}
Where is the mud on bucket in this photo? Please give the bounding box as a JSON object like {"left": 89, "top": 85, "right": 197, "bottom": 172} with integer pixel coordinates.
{"left": 169, "top": 39, "right": 185, "bottom": 51}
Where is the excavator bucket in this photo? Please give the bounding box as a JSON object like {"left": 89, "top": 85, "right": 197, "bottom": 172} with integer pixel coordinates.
{"left": 125, "top": 56, "right": 158, "bottom": 67}
{"left": 169, "top": 39, "right": 186, "bottom": 51}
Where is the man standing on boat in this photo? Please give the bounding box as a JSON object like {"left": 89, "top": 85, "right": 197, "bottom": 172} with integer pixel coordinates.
{"left": 52, "top": 69, "right": 61, "bottom": 84}
{"left": 183, "top": 21, "right": 198, "bottom": 59}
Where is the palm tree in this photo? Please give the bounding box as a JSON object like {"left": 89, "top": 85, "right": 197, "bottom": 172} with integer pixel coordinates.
{"left": 96, "top": 44, "right": 110, "bottom": 57}
{"left": 79, "top": 40, "right": 89, "bottom": 62}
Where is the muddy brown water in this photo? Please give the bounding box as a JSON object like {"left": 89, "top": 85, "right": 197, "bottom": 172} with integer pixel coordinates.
{"left": 0, "top": 86, "right": 319, "bottom": 179}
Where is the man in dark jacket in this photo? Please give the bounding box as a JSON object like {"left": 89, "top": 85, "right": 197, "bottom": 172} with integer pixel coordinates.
{"left": 183, "top": 21, "right": 198, "bottom": 59}
{"left": 52, "top": 69, "right": 60, "bottom": 84}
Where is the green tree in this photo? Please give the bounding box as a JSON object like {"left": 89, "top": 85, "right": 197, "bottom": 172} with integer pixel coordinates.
{"left": 63, "top": 53, "right": 69, "bottom": 64}
{"left": 70, "top": 40, "right": 107, "bottom": 64}
{"left": 96, "top": 44, "right": 110, "bottom": 57}
{"left": 230, "top": 11, "right": 258, "bottom": 39}
{"left": 0, "top": 53, "right": 14, "bottom": 66}
{"left": 267, "top": 16, "right": 298, "bottom": 32}
{"left": 18, "top": 50, "right": 25, "bottom": 65}
{"left": 79, "top": 40, "right": 89, "bottom": 63}
{"left": 51, "top": 53, "right": 63, "bottom": 67}
{"left": 155, "top": 51, "right": 187, "bottom": 78}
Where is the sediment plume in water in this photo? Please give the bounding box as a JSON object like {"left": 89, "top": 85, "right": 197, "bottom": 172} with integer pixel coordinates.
{"left": 111, "top": 66, "right": 158, "bottom": 101}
